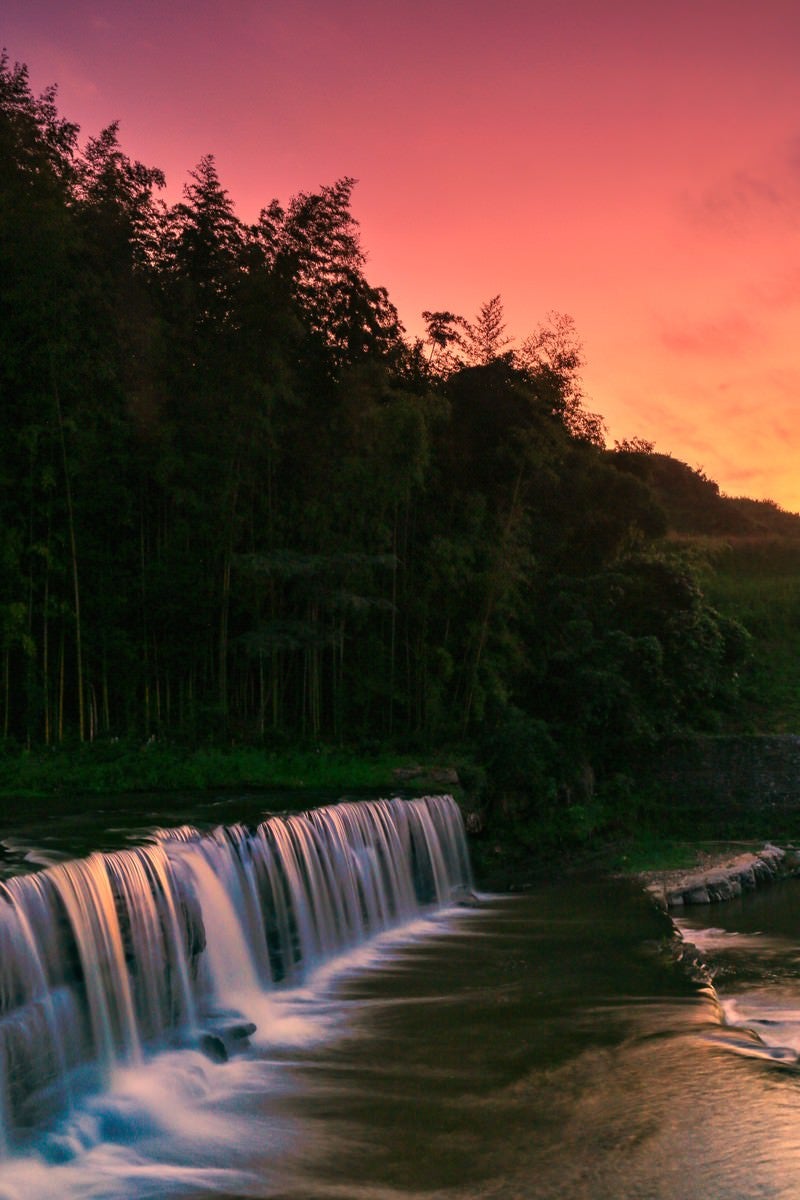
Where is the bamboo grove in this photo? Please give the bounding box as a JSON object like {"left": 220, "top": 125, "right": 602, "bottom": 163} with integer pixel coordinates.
{"left": 0, "top": 55, "right": 749, "bottom": 771}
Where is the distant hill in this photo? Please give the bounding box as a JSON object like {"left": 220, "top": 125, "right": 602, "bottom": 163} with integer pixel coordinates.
{"left": 608, "top": 449, "right": 800, "bottom": 538}
{"left": 606, "top": 449, "right": 800, "bottom": 733}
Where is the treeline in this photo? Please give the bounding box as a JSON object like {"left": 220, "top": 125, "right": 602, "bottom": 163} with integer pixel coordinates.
{"left": 613, "top": 445, "right": 800, "bottom": 539}
{"left": 0, "top": 55, "right": 750, "bottom": 792}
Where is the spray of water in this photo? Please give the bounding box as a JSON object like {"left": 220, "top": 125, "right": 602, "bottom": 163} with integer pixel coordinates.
{"left": 0, "top": 792, "right": 472, "bottom": 1190}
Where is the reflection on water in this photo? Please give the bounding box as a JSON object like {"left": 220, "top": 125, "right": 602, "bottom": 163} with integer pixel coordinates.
{"left": 679, "top": 879, "right": 800, "bottom": 1071}
{"left": 0, "top": 794, "right": 470, "bottom": 1199}
{"left": 272, "top": 880, "right": 800, "bottom": 1200}
{"left": 4, "top": 811, "right": 800, "bottom": 1198}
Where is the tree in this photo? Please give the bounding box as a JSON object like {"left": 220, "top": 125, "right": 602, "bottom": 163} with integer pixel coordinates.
{"left": 74, "top": 122, "right": 166, "bottom": 264}
{"left": 164, "top": 154, "right": 245, "bottom": 328}
{"left": 614, "top": 436, "right": 655, "bottom": 454}
{"left": 0, "top": 53, "right": 84, "bottom": 740}
{"left": 420, "top": 309, "right": 467, "bottom": 374}
{"left": 518, "top": 311, "right": 606, "bottom": 445}
{"left": 463, "top": 295, "right": 512, "bottom": 366}
{"left": 0, "top": 53, "right": 752, "bottom": 770}
{"left": 273, "top": 177, "right": 403, "bottom": 367}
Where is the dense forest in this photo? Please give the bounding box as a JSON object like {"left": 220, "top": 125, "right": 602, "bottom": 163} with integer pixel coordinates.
{"left": 4, "top": 53, "right": 798, "bottom": 816}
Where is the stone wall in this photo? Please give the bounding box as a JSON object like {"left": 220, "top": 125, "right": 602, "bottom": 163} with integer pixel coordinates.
{"left": 633, "top": 735, "right": 800, "bottom": 831}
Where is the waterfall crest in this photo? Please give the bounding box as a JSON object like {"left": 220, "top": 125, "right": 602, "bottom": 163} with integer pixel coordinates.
{"left": 0, "top": 794, "right": 471, "bottom": 1151}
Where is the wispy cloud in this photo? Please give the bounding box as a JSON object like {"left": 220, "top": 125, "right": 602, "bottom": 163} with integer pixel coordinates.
{"left": 660, "top": 311, "right": 757, "bottom": 356}
{"left": 747, "top": 265, "right": 800, "bottom": 311}
{"left": 687, "top": 171, "right": 786, "bottom": 228}
{"left": 678, "top": 140, "right": 800, "bottom": 235}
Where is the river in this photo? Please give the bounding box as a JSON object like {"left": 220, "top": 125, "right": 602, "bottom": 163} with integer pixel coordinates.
{"left": 2, "top": 793, "right": 800, "bottom": 1198}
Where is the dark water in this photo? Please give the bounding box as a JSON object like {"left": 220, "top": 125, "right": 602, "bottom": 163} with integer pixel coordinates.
{"left": 249, "top": 879, "right": 800, "bottom": 1200}
{"left": 3, "top": 795, "right": 800, "bottom": 1199}
{"left": 0, "top": 790, "right": 352, "bottom": 879}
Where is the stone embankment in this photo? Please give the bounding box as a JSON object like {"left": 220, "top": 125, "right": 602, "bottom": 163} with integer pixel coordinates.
{"left": 641, "top": 843, "right": 800, "bottom": 911}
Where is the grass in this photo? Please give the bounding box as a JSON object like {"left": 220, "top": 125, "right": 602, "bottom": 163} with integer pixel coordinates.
{"left": 609, "top": 836, "right": 766, "bottom": 876}
{"left": 0, "top": 740, "right": 457, "bottom": 801}
{"left": 683, "top": 534, "right": 800, "bottom": 733}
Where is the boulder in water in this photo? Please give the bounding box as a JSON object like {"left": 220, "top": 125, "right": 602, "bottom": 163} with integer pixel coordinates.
{"left": 199, "top": 1033, "right": 228, "bottom": 1063}
{"left": 451, "top": 885, "right": 481, "bottom": 908}
{"left": 226, "top": 1021, "right": 257, "bottom": 1043}
{"left": 198, "top": 1015, "right": 258, "bottom": 1061}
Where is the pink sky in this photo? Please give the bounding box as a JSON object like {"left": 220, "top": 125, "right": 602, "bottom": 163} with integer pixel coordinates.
{"left": 5, "top": 0, "right": 800, "bottom": 510}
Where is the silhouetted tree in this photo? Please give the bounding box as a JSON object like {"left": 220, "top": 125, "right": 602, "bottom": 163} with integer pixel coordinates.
{"left": 0, "top": 53, "right": 752, "bottom": 778}
{"left": 464, "top": 294, "right": 512, "bottom": 365}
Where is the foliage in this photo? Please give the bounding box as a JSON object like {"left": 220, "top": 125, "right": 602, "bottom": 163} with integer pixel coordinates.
{"left": 696, "top": 537, "right": 800, "bottom": 733}
{"left": 0, "top": 52, "right": 773, "bottom": 862}
{"left": 0, "top": 740, "right": 424, "bottom": 799}
{"left": 610, "top": 447, "right": 800, "bottom": 538}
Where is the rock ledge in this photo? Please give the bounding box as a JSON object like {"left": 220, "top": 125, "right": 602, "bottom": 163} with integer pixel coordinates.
{"left": 642, "top": 843, "right": 800, "bottom": 910}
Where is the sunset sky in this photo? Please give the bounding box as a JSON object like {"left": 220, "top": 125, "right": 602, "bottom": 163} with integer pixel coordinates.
{"left": 4, "top": 0, "right": 800, "bottom": 510}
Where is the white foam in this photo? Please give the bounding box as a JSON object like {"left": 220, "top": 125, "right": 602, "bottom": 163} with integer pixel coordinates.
{"left": 0, "top": 902, "right": 474, "bottom": 1199}
{"left": 0, "top": 796, "right": 477, "bottom": 1198}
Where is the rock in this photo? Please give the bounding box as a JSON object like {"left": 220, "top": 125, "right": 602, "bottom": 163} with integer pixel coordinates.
{"left": 199, "top": 1033, "right": 228, "bottom": 1063}
{"left": 392, "top": 766, "right": 423, "bottom": 781}
{"left": 651, "top": 842, "right": 797, "bottom": 910}
{"left": 228, "top": 1021, "right": 257, "bottom": 1041}
{"left": 430, "top": 767, "right": 460, "bottom": 785}
{"left": 451, "top": 886, "right": 481, "bottom": 908}
{"left": 752, "top": 859, "right": 773, "bottom": 884}
{"left": 391, "top": 765, "right": 459, "bottom": 786}
{"left": 464, "top": 811, "right": 484, "bottom": 835}
{"left": 737, "top": 865, "right": 757, "bottom": 890}
{"left": 198, "top": 1013, "right": 258, "bottom": 1061}
{"left": 706, "top": 874, "right": 733, "bottom": 902}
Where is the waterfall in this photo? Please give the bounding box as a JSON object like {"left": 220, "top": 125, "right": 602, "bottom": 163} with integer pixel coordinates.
{"left": 0, "top": 794, "right": 472, "bottom": 1153}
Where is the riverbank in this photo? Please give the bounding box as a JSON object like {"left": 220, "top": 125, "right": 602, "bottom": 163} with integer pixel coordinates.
{"left": 4, "top": 742, "right": 795, "bottom": 903}
{"left": 632, "top": 840, "right": 800, "bottom": 909}
{"left": 465, "top": 835, "right": 800, "bottom": 902}
{"left": 0, "top": 740, "right": 465, "bottom": 803}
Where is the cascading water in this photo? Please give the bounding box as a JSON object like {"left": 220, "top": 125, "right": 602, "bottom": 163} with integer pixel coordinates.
{"left": 0, "top": 793, "right": 471, "bottom": 1161}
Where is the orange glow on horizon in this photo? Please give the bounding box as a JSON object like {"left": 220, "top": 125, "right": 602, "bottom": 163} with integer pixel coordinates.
{"left": 5, "top": 0, "right": 800, "bottom": 511}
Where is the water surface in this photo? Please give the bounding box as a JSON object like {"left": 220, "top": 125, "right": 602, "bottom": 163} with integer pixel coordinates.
{"left": 3, "top": 795, "right": 800, "bottom": 1199}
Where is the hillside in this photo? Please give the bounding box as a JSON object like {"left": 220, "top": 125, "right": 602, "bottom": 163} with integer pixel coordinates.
{"left": 608, "top": 449, "right": 800, "bottom": 734}
{"left": 609, "top": 449, "right": 800, "bottom": 538}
